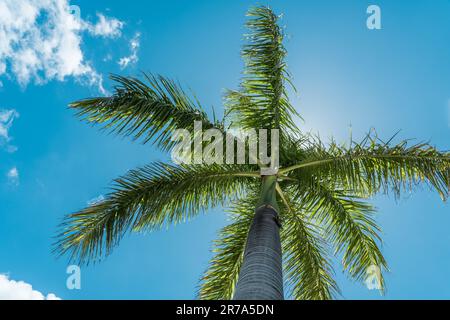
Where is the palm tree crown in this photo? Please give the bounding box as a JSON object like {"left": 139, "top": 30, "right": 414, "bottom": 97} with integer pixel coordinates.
{"left": 55, "top": 6, "right": 450, "bottom": 300}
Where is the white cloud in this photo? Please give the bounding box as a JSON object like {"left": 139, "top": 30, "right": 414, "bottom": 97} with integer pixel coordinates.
{"left": 6, "top": 166, "right": 19, "bottom": 185}
{"left": 0, "top": 109, "right": 19, "bottom": 152}
{"left": 0, "top": 274, "right": 60, "bottom": 300}
{"left": 118, "top": 32, "right": 140, "bottom": 69}
{"left": 86, "top": 13, "right": 123, "bottom": 38}
{"left": 0, "top": 0, "right": 125, "bottom": 94}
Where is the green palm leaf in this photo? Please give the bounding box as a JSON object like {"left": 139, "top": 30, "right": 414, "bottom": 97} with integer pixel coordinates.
{"left": 225, "top": 6, "right": 300, "bottom": 135}
{"left": 70, "top": 74, "right": 223, "bottom": 151}
{"left": 55, "top": 162, "right": 257, "bottom": 263}
{"left": 198, "top": 190, "right": 257, "bottom": 300}
{"left": 281, "top": 133, "right": 450, "bottom": 200}
{"left": 292, "top": 180, "right": 387, "bottom": 292}
{"left": 279, "top": 189, "right": 339, "bottom": 300}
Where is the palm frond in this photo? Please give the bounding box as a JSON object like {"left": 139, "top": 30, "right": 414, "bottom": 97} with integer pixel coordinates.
{"left": 198, "top": 190, "right": 257, "bottom": 300}
{"left": 278, "top": 188, "right": 339, "bottom": 299}
{"left": 281, "top": 132, "right": 450, "bottom": 200}
{"left": 54, "top": 162, "right": 257, "bottom": 264}
{"left": 70, "top": 74, "right": 223, "bottom": 151}
{"left": 225, "top": 6, "right": 300, "bottom": 134}
{"left": 293, "top": 180, "right": 387, "bottom": 292}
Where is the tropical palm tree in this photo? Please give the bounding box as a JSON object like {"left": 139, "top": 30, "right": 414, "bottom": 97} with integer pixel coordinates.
{"left": 55, "top": 6, "right": 450, "bottom": 300}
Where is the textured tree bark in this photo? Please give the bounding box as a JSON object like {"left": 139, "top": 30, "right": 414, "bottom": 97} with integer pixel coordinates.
{"left": 233, "top": 176, "right": 284, "bottom": 300}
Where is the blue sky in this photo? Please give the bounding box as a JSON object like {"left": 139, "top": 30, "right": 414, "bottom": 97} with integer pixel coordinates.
{"left": 0, "top": 0, "right": 449, "bottom": 299}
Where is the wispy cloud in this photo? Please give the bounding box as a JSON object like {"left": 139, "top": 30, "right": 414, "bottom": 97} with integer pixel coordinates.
{"left": 0, "top": 109, "right": 19, "bottom": 152}
{"left": 86, "top": 13, "right": 123, "bottom": 38}
{"left": 6, "top": 166, "right": 19, "bottom": 186}
{"left": 118, "top": 32, "right": 140, "bottom": 69}
{"left": 0, "top": 0, "right": 125, "bottom": 94}
{"left": 0, "top": 274, "right": 60, "bottom": 300}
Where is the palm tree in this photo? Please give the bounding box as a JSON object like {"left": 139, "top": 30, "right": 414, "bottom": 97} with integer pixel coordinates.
{"left": 55, "top": 6, "right": 450, "bottom": 300}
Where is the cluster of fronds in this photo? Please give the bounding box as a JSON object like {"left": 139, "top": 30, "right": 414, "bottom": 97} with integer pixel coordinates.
{"left": 55, "top": 6, "right": 450, "bottom": 299}
{"left": 224, "top": 7, "right": 300, "bottom": 136}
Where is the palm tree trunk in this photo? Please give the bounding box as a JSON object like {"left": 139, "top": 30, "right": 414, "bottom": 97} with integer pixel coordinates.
{"left": 233, "top": 175, "right": 284, "bottom": 300}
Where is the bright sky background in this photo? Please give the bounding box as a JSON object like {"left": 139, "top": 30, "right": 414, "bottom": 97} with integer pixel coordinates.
{"left": 0, "top": 0, "right": 449, "bottom": 299}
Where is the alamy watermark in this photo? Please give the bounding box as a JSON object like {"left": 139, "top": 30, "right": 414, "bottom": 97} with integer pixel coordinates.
{"left": 66, "top": 265, "right": 81, "bottom": 290}
{"left": 68, "top": 4, "right": 81, "bottom": 20}
{"left": 171, "top": 121, "right": 279, "bottom": 175}
{"left": 364, "top": 265, "right": 382, "bottom": 290}
{"left": 367, "top": 5, "right": 381, "bottom": 30}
